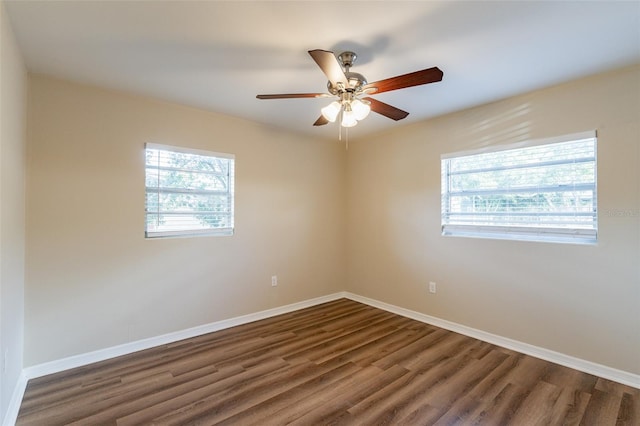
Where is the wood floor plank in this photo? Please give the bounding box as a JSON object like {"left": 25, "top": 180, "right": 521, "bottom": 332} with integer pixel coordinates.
{"left": 547, "top": 387, "right": 591, "bottom": 426}
{"left": 617, "top": 391, "right": 640, "bottom": 425}
{"left": 287, "top": 364, "right": 409, "bottom": 426}
{"left": 347, "top": 354, "right": 474, "bottom": 423}
{"left": 425, "top": 349, "right": 510, "bottom": 413}
{"left": 117, "top": 362, "right": 284, "bottom": 425}
{"left": 508, "top": 380, "right": 563, "bottom": 425}
{"left": 471, "top": 382, "right": 532, "bottom": 425}
{"left": 16, "top": 298, "right": 639, "bottom": 425}
{"left": 580, "top": 388, "right": 624, "bottom": 426}
{"left": 371, "top": 327, "right": 449, "bottom": 370}
{"left": 63, "top": 365, "right": 236, "bottom": 425}
{"left": 264, "top": 366, "right": 379, "bottom": 425}
{"left": 212, "top": 361, "right": 364, "bottom": 426}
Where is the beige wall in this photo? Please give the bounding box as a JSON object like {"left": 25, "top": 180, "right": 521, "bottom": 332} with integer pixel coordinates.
{"left": 346, "top": 65, "right": 640, "bottom": 374}
{"left": 24, "top": 65, "right": 640, "bottom": 376}
{"left": 0, "top": 1, "right": 27, "bottom": 420}
{"left": 25, "top": 75, "right": 347, "bottom": 366}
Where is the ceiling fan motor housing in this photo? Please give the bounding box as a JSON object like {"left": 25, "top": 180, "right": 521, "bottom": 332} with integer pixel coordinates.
{"left": 338, "top": 51, "right": 357, "bottom": 68}
{"left": 328, "top": 51, "right": 367, "bottom": 95}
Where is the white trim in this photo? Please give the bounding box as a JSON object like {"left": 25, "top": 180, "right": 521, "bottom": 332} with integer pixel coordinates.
{"left": 23, "top": 292, "right": 347, "bottom": 380}
{"left": 2, "top": 371, "right": 27, "bottom": 426}
{"left": 441, "top": 224, "right": 597, "bottom": 245}
{"left": 145, "top": 142, "right": 234, "bottom": 160}
{"left": 145, "top": 227, "right": 234, "bottom": 239}
{"left": 344, "top": 292, "right": 640, "bottom": 389}
{"left": 440, "top": 129, "right": 596, "bottom": 159}
{"left": 17, "top": 289, "right": 638, "bottom": 405}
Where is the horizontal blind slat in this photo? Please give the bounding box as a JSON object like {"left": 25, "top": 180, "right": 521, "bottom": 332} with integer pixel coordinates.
{"left": 448, "top": 183, "right": 594, "bottom": 197}
{"left": 448, "top": 156, "right": 595, "bottom": 176}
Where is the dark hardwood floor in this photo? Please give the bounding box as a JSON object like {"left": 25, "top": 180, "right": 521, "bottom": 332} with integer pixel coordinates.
{"left": 17, "top": 299, "right": 639, "bottom": 425}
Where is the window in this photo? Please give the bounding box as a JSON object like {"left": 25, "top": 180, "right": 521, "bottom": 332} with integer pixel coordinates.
{"left": 145, "top": 143, "right": 234, "bottom": 238}
{"left": 441, "top": 131, "right": 597, "bottom": 244}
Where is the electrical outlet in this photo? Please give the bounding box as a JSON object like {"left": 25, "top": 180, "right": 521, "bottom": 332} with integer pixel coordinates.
{"left": 429, "top": 281, "right": 437, "bottom": 294}
{"left": 271, "top": 275, "right": 278, "bottom": 287}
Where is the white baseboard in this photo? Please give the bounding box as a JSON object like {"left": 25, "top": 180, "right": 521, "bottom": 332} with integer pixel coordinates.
{"left": 2, "top": 371, "right": 27, "bottom": 426}
{"left": 5, "top": 294, "right": 343, "bottom": 425}
{"left": 345, "top": 292, "right": 640, "bottom": 389}
{"left": 23, "top": 292, "right": 347, "bottom": 381}
{"left": 10, "top": 289, "right": 638, "bottom": 423}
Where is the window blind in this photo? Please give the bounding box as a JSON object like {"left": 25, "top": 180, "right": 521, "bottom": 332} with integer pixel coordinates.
{"left": 441, "top": 131, "right": 597, "bottom": 244}
{"left": 145, "top": 143, "right": 234, "bottom": 238}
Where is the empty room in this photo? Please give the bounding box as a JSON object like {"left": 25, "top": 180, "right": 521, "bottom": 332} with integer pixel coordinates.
{"left": 1, "top": 1, "right": 639, "bottom": 425}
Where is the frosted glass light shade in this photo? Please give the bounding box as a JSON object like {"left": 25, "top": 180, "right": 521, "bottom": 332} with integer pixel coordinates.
{"left": 321, "top": 101, "right": 341, "bottom": 122}
{"left": 351, "top": 99, "right": 371, "bottom": 121}
{"left": 341, "top": 109, "right": 358, "bottom": 128}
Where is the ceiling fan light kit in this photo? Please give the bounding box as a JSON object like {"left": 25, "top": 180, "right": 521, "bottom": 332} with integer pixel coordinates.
{"left": 256, "top": 49, "right": 443, "bottom": 133}
{"left": 321, "top": 92, "right": 371, "bottom": 127}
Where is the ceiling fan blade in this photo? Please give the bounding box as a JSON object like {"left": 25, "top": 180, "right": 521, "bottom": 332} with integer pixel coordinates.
{"left": 313, "top": 115, "right": 329, "bottom": 126}
{"left": 363, "top": 67, "right": 443, "bottom": 94}
{"left": 308, "top": 49, "right": 349, "bottom": 88}
{"left": 363, "top": 97, "right": 409, "bottom": 121}
{"left": 256, "top": 93, "right": 328, "bottom": 99}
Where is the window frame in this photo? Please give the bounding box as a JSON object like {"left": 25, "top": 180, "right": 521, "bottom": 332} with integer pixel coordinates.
{"left": 441, "top": 131, "right": 597, "bottom": 244}
{"left": 145, "top": 143, "right": 235, "bottom": 239}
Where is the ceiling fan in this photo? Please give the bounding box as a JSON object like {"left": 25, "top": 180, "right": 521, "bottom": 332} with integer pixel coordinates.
{"left": 257, "top": 49, "right": 443, "bottom": 129}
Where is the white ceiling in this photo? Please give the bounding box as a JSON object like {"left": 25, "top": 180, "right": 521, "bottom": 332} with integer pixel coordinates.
{"left": 5, "top": 1, "right": 640, "bottom": 140}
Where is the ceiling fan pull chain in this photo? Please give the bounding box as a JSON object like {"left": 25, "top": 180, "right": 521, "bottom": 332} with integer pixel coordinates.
{"left": 346, "top": 127, "right": 349, "bottom": 150}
